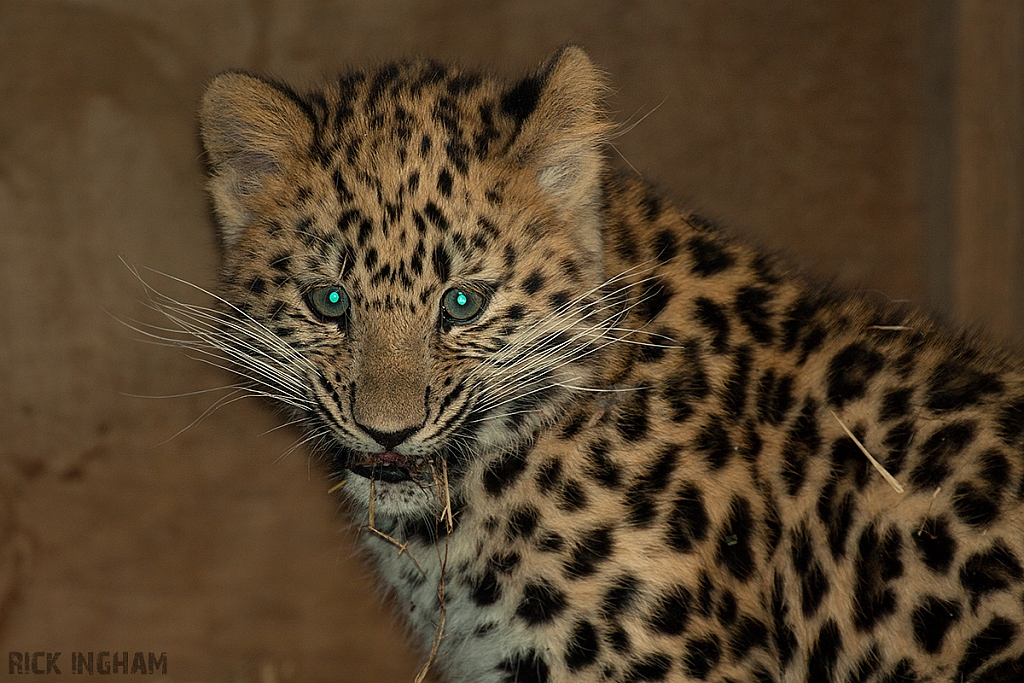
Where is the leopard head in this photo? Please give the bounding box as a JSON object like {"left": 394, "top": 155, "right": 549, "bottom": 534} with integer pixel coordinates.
{"left": 198, "top": 48, "right": 618, "bottom": 519}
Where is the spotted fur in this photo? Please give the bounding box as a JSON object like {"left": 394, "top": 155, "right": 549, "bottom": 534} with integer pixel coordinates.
{"left": 190, "top": 47, "right": 1024, "bottom": 682}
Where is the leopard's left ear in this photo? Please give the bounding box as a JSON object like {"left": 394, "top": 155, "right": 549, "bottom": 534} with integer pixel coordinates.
{"left": 505, "top": 47, "right": 611, "bottom": 266}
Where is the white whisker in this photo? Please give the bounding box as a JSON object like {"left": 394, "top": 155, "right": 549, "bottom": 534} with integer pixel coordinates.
{"left": 119, "top": 261, "right": 321, "bottom": 440}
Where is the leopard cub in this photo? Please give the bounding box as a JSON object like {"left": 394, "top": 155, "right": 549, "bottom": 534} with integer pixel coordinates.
{"left": 189, "top": 47, "right": 1024, "bottom": 681}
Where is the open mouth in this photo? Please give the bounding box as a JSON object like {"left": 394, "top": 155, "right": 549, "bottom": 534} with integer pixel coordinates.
{"left": 349, "top": 450, "right": 415, "bottom": 483}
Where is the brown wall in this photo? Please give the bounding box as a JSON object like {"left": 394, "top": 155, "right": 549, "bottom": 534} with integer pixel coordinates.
{"left": 0, "top": 2, "right": 1020, "bottom": 681}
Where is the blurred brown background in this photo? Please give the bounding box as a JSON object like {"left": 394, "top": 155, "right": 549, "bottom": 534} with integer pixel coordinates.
{"left": 1, "top": 1, "right": 1021, "bottom": 681}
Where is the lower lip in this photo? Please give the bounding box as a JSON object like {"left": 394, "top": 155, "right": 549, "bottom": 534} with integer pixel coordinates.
{"left": 349, "top": 464, "right": 412, "bottom": 482}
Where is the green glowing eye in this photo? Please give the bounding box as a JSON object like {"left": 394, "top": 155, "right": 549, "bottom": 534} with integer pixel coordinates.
{"left": 442, "top": 287, "right": 484, "bottom": 323}
{"left": 307, "top": 285, "right": 350, "bottom": 320}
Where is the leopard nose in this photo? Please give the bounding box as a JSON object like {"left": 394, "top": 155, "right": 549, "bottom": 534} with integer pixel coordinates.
{"left": 358, "top": 423, "right": 420, "bottom": 450}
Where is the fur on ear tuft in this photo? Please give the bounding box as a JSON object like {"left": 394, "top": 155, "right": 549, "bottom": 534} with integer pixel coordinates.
{"left": 506, "top": 47, "right": 612, "bottom": 269}
{"left": 199, "top": 72, "right": 313, "bottom": 246}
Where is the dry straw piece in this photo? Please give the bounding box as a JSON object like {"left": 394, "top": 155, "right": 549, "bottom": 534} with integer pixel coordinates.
{"left": 829, "top": 410, "right": 905, "bottom": 494}
{"left": 356, "top": 461, "right": 455, "bottom": 682}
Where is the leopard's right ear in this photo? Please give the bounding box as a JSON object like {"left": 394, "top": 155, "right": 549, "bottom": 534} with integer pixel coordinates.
{"left": 199, "top": 72, "right": 313, "bottom": 247}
